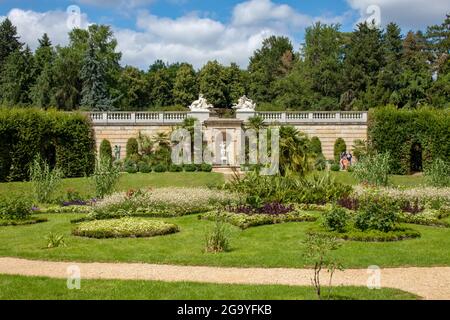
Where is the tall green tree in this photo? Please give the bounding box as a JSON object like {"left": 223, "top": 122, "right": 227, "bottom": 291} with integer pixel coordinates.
{"left": 198, "top": 60, "right": 228, "bottom": 107}
{"left": 224, "top": 62, "right": 247, "bottom": 106}
{"left": 173, "top": 63, "right": 198, "bottom": 106}
{"left": 342, "top": 23, "right": 385, "bottom": 109}
{"left": 426, "top": 13, "right": 450, "bottom": 74}
{"left": 0, "top": 18, "right": 22, "bottom": 69}
{"left": 117, "top": 66, "right": 149, "bottom": 110}
{"left": 248, "top": 36, "right": 295, "bottom": 103}
{"left": 80, "top": 42, "right": 113, "bottom": 111}
{"left": 30, "top": 34, "right": 55, "bottom": 108}
{"left": 147, "top": 61, "right": 173, "bottom": 108}
{"left": 0, "top": 46, "right": 35, "bottom": 106}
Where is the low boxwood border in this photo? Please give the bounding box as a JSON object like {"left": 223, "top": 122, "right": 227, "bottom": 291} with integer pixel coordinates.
{"left": 0, "top": 217, "right": 48, "bottom": 227}
{"left": 72, "top": 218, "right": 180, "bottom": 239}
{"left": 200, "top": 211, "right": 317, "bottom": 230}
{"left": 307, "top": 225, "right": 421, "bottom": 242}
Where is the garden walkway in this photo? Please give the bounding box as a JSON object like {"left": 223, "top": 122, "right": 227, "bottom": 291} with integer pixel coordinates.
{"left": 0, "top": 257, "right": 449, "bottom": 300}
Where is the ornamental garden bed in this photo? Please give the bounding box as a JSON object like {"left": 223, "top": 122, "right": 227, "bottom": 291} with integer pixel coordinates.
{"left": 200, "top": 211, "right": 317, "bottom": 229}
{"left": 0, "top": 217, "right": 48, "bottom": 227}
{"left": 72, "top": 218, "right": 179, "bottom": 239}
{"left": 307, "top": 225, "right": 421, "bottom": 242}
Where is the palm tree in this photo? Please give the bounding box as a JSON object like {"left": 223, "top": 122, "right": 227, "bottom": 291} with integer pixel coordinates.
{"left": 279, "top": 126, "right": 312, "bottom": 176}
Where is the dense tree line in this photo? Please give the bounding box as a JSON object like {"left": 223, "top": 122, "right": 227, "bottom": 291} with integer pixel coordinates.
{"left": 0, "top": 14, "right": 448, "bottom": 111}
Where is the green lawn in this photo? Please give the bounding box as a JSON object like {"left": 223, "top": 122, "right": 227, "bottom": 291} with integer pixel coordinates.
{"left": 0, "top": 275, "right": 417, "bottom": 300}
{"left": 0, "top": 172, "right": 224, "bottom": 199}
{"left": 1, "top": 213, "right": 449, "bottom": 268}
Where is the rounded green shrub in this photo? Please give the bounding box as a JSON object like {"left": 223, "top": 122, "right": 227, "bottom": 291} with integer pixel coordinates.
{"left": 322, "top": 206, "right": 351, "bottom": 233}
{"left": 138, "top": 161, "right": 152, "bottom": 173}
{"left": 355, "top": 194, "right": 399, "bottom": 232}
{"left": 330, "top": 163, "right": 340, "bottom": 172}
{"left": 126, "top": 138, "right": 139, "bottom": 158}
{"left": 315, "top": 154, "right": 327, "bottom": 171}
{"left": 124, "top": 159, "right": 138, "bottom": 174}
{"left": 99, "top": 139, "right": 113, "bottom": 163}
{"left": 310, "top": 136, "right": 323, "bottom": 155}
{"left": 169, "top": 164, "right": 183, "bottom": 172}
{"left": 72, "top": 218, "right": 179, "bottom": 239}
{"left": 0, "top": 196, "right": 32, "bottom": 221}
{"left": 153, "top": 164, "right": 168, "bottom": 173}
{"left": 201, "top": 163, "right": 213, "bottom": 172}
{"left": 183, "top": 164, "right": 197, "bottom": 172}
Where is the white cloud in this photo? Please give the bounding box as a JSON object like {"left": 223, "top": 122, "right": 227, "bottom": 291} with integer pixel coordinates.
{"left": 1, "top": 0, "right": 348, "bottom": 69}
{"left": 1, "top": 8, "right": 90, "bottom": 50}
{"left": 347, "top": 0, "right": 449, "bottom": 30}
{"left": 76, "top": 0, "right": 154, "bottom": 8}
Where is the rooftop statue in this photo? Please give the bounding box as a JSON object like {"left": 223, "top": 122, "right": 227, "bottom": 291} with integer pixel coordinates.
{"left": 233, "top": 95, "right": 256, "bottom": 111}
{"left": 189, "top": 94, "right": 213, "bottom": 111}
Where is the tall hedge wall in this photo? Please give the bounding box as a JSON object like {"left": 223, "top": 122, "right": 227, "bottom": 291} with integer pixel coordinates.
{"left": 368, "top": 106, "right": 450, "bottom": 175}
{"left": 0, "top": 108, "right": 96, "bottom": 182}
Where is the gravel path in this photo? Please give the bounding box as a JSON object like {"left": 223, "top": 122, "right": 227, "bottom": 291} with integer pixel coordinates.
{"left": 0, "top": 257, "right": 449, "bottom": 300}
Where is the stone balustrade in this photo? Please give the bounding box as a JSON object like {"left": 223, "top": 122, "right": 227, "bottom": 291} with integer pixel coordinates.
{"left": 88, "top": 111, "right": 368, "bottom": 125}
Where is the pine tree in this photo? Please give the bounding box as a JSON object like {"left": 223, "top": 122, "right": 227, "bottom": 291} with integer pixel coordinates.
{"left": 173, "top": 63, "right": 198, "bottom": 106}
{"left": 0, "top": 18, "right": 22, "bottom": 69}
{"left": 30, "top": 34, "right": 55, "bottom": 107}
{"left": 80, "top": 42, "right": 113, "bottom": 111}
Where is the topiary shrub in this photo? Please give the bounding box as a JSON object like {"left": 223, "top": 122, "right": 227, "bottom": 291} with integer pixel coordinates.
{"left": 322, "top": 206, "right": 351, "bottom": 233}
{"left": 201, "top": 163, "right": 213, "bottom": 172}
{"left": 310, "top": 136, "right": 323, "bottom": 156}
{"left": 126, "top": 138, "right": 139, "bottom": 159}
{"left": 99, "top": 139, "right": 113, "bottom": 163}
{"left": 334, "top": 138, "right": 347, "bottom": 163}
{"left": 183, "top": 164, "right": 197, "bottom": 172}
{"left": 169, "top": 164, "right": 183, "bottom": 172}
{"left": 153, "top": 164, "right": 167, "bottom": 173}
{"left": 138, "top": 161, "right": 152, "bottom": 173}
{"left": 124, "top": 159, "right": 138, "bottom": 174}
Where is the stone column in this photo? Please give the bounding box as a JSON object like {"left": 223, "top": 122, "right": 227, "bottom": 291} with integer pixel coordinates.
{"left": 235, "top": 110, "right": 256, "bottom": 122}
{"left": 188, "top": 110, "right": 212, "bottom": 123}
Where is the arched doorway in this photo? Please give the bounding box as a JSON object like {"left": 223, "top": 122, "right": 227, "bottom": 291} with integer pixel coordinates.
{"left": 410, "top": 142, "right": 423, "bottom": 173}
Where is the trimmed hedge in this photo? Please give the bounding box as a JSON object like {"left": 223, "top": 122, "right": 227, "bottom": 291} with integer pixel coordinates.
{"left": 0, "top": 217, "right": 48, "bottom": 227}
{"left": 368, "top": 106, "right": 450, "bottom": 175}
{"left": 0, "top": 108, "right": 95, "bottom": 181}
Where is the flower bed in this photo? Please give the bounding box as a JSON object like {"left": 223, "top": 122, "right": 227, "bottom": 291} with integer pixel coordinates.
{"left": 399, "top": 210, "right": 450, "bottom": 228}
{"left": 72, "top": 218, "right": 179, "bottom": 239}
{"left": 38, "top": 206, "right": 94, "bottom": 214}
{"left": 307, "top": 225, "right": 421, "bottom": 242}
{"left": 200, "top": 211, "right": 317, "bottom": 229}
{"left": 89, "top": 188, "right": 240, "bottom": 220}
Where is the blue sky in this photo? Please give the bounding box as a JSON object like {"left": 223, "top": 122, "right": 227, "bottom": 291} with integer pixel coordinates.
{"left": 0, "top": 0, "right": 448, "bottom": 69}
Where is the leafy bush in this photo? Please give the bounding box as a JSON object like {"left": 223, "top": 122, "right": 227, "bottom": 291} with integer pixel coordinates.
{"left": 201, "top": 210, "right": 317, "bottom": 229}
{"left": 29, "top": 156, "right": 63, "bottom": 204}
{"left": 355, "top": 193, "right": 400, "bottom": 232}
{"left": 0, "top": 196, "right": 32, "bottom": 220}
{"left": 310, "top": 136, "right": 323, "bottom": 156}
{"left": 126, "top": 138, "right": 139, "bottom": 158}
{"left": 169, "top": 164, "right": 183, "bottom": 172}
{"left": 45, "top": 232, "right": 67, "bottom": 248}
{"left": 91, "top": 188, "right": 240, "bottom": 219}
{"left": 352, "top": 153, "right": 391, "bottom": 186}
{"left": 205, "top": 216, "right": 231, "bottom": 253}
{"left": 183, "top": 164, "right": 197, "bottom": 172}
{"left": 369, "top": 106, "right": 450, "bottom": 175}
{"left": 99, "top": 139, "right": 113, "bottom": 163}
{"left": 138, "top": 161, "right": 152, "bottom": 173}
{"left": 330, "top": 163, "right": 340, "bottom": 172}
{"left": 153, "top": 164, "right": 168, "bottom": 173}
{"left": 424, "top": 158, "right": 450, "bottom": 187}
{"left": 0, "top": 108, "right": 95, "bottom": 181}
{"left": 200, "top": 163, "right": 213, "bottom": 172}
{"left": 72, "top": 218, "right": 179, "bottom": 239}
{"left": 91, "top": 156, "right": 120, "bottom": 199}
{"left": 322, "top": 206, "right": 351, "bottom": 233}
{"left": 124, "top": 159, "right": 138, "bottom": 174}
{"left": 334, "top": 138, "right": 347, "bottom": 163}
